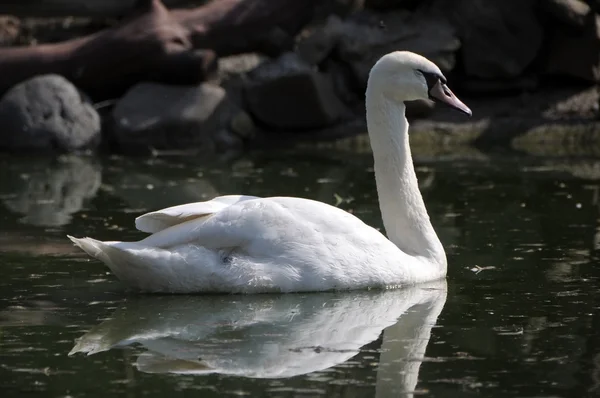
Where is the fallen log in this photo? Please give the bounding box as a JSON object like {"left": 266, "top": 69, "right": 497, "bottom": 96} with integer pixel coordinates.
{"left": 172, "top": 0, "right": 317, "bottom": 56}
{"left": 0, "top": 0, "right": 318, "bottom": 99}
{"left": 0, "top": 0, "right": 203, "bottom": 18}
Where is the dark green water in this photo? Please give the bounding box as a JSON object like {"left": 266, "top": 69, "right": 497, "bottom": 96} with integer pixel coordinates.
{"left": 1, "top": 150, "right": 600, "bottom": 397}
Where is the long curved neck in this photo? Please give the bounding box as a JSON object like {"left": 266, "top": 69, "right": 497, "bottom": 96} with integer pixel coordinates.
{"left": 366, "top": 90, "right": 446, "bottom": 269}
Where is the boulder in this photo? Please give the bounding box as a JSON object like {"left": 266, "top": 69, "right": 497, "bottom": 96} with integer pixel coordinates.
{"left": 538, "top": 0, "right": 592, "bottom": 30}
{"left": 244, "top": 53, "right": 351, "bottom": 130}
{"left": 312, "top": 0, "right": 365, "bottom": 19}
{"left": 217, "top": 53, "right": 268, "bottom": 83}
{"left": 296, "top": 16, "right": 345, "bottom": 66}
{"left": 437, "top": 0, "right": 543, "bottom": 79}
{"left": 334, "top": 10, "right": 459, "bottom": 89}
{"left": 112, "top": 82, "right": 240, "bottom": 152}
{"left": 587, "top": 0, "right": 600, "bottom": 13}
{"left": 0, "top": 16, "right": 20, "bottom": 46}
{"left": 543, "top": 13, "right": 600, "bottom": 82}
{"left": 365, "top": 0, "right": 421, "bottom": 10}
{"left": 0, "top": 75, "right": 101, "bottom": 152}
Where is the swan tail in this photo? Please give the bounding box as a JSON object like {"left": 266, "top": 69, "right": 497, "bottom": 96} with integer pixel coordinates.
{"left": 67, "top": 235, "right": 187, "bottom": 292}
{"left": 68, "top": 235, "right": 129, "bottom": 272}
{"left": 68, "top": 235, "right": 107, "bottom": 258}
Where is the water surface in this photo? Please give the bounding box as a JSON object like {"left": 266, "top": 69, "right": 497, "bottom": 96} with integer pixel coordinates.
{"left": 1, "top": 150, "right": 599, "bottom": 397}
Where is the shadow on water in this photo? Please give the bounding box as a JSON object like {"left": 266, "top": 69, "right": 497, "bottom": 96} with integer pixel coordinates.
{"left": 1, "top": 149, "right": 600, "bottom": 396}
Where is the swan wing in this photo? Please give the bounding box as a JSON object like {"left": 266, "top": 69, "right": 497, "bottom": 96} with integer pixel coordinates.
{"left": 69, "top": 196, "right": 408, "bottom": 292}
{"left": 135, "top": 195, "right": 259, "bottom": 233}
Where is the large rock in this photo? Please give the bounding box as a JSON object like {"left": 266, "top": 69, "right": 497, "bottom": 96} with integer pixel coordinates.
{"left": 333, "top": 10, "right": 459, "bottom": 89}
{"left": 543, "top": 12, "right": 600, "bottom": 82}
{"left": 365, "top": 0, "right": 421, "bottom": 10}
{"left": 244, "top": 53, "right": 351, "bottom": 130}
{"left": 538, "top": 0, "right": 592, "bottom": 30}
{"left": 217, "top": 53, "right": 267, "bottom": 83}
{"left": 0, "top": 16, "right": 19, "bottom": 46}
{"left": 0, "top": 75, "right": 101, "bottom": 152}
{"left": 296, "top": 16, "right": 345, "bottom": 66}
{"left": 112, "top": 82, "right": 241, "bottom": 151}
{"left": 587, "top": 0, "right": 600, "bottom": 13}
{"left": 438, "top": 0, "right": 543, "bottom": 79}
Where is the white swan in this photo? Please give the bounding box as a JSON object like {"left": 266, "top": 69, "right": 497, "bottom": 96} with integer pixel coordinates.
{"left": 68, "top": 51, "right": 471, "bottom": 293}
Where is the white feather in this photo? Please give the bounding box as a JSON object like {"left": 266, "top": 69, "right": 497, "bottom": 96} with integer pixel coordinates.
{"left": 134, "top": 195, "right": 258, "bottom": 233}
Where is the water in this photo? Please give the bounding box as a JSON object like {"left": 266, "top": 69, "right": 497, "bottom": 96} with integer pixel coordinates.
{"left": 1, "top": 149, "right": 599, "bottom": 397}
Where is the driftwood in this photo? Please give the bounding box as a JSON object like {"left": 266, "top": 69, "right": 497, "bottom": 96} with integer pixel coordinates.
{"left": 0, "top": 0, "right": 201, "bottom": 18}
{"left": 0, "top": 0, "right": 318, "bottom": 99}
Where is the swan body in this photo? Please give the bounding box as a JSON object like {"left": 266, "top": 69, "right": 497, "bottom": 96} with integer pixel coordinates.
{"left": 68, "top": 51, "right": 471, "bottom": 293}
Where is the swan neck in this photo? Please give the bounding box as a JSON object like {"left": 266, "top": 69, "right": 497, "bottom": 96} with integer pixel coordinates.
{"left": 366, "top": 93, "right": 446, "bottom": 269}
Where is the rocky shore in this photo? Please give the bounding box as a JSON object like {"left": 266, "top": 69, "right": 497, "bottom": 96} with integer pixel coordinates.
{"left": 0, "top": 0, "right": 597, "bottom": 155}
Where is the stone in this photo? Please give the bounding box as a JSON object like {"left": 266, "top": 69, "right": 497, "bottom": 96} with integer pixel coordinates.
{"left": 0, "top": 16, "right": 20, "bottom": 46}
{"left": 1, "top": 156, "right": 101, "bottom": 227}
{"left": 312, "top": 0, "right": 365, "bottom": 20}
{"left": 0, "top": 74, "right": 101, "bottom": 152}
{"left": 437, "top": 0, "right": 543, "bottom": 79}
{"left": 335, "top": 10, "right": 459, "bottom": 89}
{"left": 217, "top": 53, "right": 268, "bottom": 83}
{"left": 216, "top": 53, "right": 267, "bottom": 114}
{"left": 296, "top": 16, "right": 345, "bottom": 65}
{"left": 461, "top": 76, "right": 540, "bottom": 94}
{"left": 365, "top": 0, "right": 421, "bottom": 10}
{"left": 244, "top": 53, "right": 351, "bottom": 130}
{"left": 213, "top": 129, "right": 244, "bottom": 153}
{"left": 248, "top": 53, "right": 314, "bottom": 82}
{"left": 230, "top": 111, "right": 258, "bottom": 139}
{"left": 112, "top": 82, "right": 239, "bottom": 152}
{"left": 589, "top": 0, "right": 600, "bottom": 13}
{"left": 538, "top": 0, "right": 592, "bottom": 30}
{"left": 543, "top": 14, "right": 600, "bottom": 82}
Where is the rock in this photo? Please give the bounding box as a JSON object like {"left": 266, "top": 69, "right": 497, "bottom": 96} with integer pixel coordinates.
{"left": 538, "top": 0, "right": 592, "bottom": 30}
{"left": 244, "top": 53, "right": 351, "bottom": 130}
{"left": 365, "top": 0, "right": 421, "bottom": 10}
{"left": 249, "top": 53, "right": 314, "bottom": 81}
{"left": 461, "top": 76, "right": 539, "bottom": 94}
{"left": 1, "top": 156, "right": 101, "bottom": 227}
{"left": 112, "top": 82, "right": 240, "bottom": 152}
{"left": 296, "top": 16, "right": 345, "bottom": 65}
{"left": 230, "top": 111, "right": 258, "bottom": 139}
{"left": 437, "top": 0, "right": 543, "bottom": 79}
{"left": 0, "top": 75, "right": 101, "bottom": 152}
{"left": 587, "top": 0, "right": 600, "bottom": 13}
{"left": 0, "top": 16, "right": 20, "bottom": 46}
{"left": 312, "top": 0, "right": 365, "bottom": 19}
{"left": 217, "top": 53, "right": 268, "bottom": 83}
{"left": 216, "top": 53, "right": 267, "bottom": 115}
{"left": 335, "top": 10, "right": 459, "bottom": 89}
{"left": 544, "top": 14, "right": 600, "bottom": 82}
{"left": 214, "top": 129, "right": 244, "bottom": 153}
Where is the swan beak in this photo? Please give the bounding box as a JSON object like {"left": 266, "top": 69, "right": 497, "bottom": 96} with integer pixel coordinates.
{"left": 429, "top": 80, "right": 472, "bottom": 116}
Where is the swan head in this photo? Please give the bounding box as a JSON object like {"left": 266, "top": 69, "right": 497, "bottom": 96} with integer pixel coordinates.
{"left": 368, "top": 51, "right": 471, "bottom": 116}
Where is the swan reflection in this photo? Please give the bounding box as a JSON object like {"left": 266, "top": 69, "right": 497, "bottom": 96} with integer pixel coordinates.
{"left": 71, "top": 281, "right": 446, "bottom": 391}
